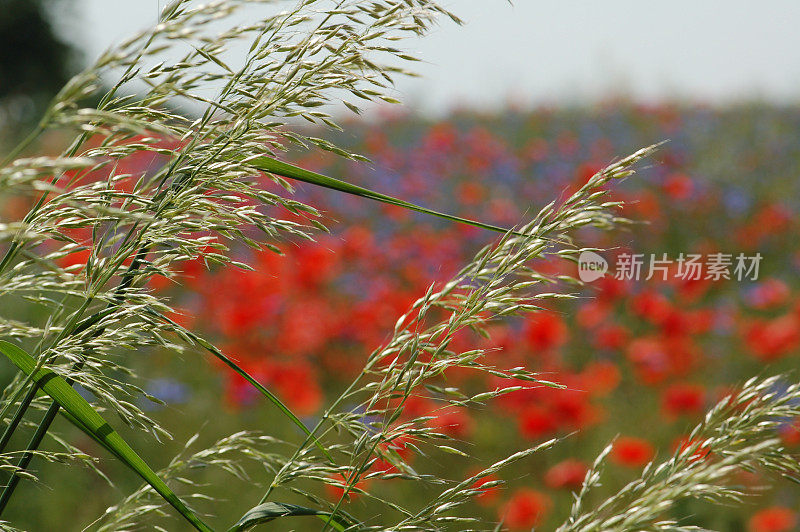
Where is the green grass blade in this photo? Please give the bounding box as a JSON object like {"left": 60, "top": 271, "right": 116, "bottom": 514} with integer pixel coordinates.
{"left": 248, "top": 156, "right": 521, "bottom": 236}
{"left": 227, "top": 502, "right": 353, "bottom": 532}
{"left": 58, "top": 408, "right": 118, "bottom": 457}
{"left": 150, "top": 310, "right": 331, "bottom": 461}
{"left": 0, "top": 341, "right": 214, "bottom": 532}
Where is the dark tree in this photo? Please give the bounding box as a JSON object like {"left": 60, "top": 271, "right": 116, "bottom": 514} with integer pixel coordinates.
{"left": 0, "top": 0, "right": 77, "bottom": 117}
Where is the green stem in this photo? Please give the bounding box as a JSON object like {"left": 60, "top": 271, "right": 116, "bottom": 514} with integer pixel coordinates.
{"left": 0, "top": 384, "right": 39, "bottom": 454}
{"left": 0, "top": 305, "right": 116, "bottom": 454}
{"left": 0, "top": 388, "right": 63, "bottom": 514}
{"left": 0, "top": 246, "right": 149, "bottom": 513}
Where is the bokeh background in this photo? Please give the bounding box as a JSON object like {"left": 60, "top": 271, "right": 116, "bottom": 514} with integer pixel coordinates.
{"left": 2, "top": 2, "right": 800, "bottom": 531}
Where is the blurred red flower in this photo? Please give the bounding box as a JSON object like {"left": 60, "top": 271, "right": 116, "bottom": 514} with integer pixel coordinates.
{"left": 737, "top": 203, "right": 793, "bottom": 248}
{"left": 56, "top": 248, "right": 92, "bottom": 270}
{"left": 662, "top": 383, "right": 705, "bottom": 418}
{"left": 593, "top": 324, "right": 629, "bottom": 351}
{"left": 525, "top": 312, "right": 567, "bottom": 352}
{"left": 551, "top": 390, "right": 600, "bottom": 430}
{"left": 746, "top": 279, "right": 791, "bottom": 310}
{"left": 500, "top": 489, "right": 550, "bottom": 530}
{"left": 270, "top": 361, "right": 323, "bottom": 416}
{"left": 518, "top": 406, "right": 558, "bottom": 440}
{"left": 224, "top": 359, "right": 322, "bottom": 415}
{"left": 611, "top": 436, "right": 654, "bottom": 467}
{"left": 779, "top": 418, "right": 800, "bottom": 446}
{"left": 743, "top": 314, "right": 800, "bottom": 361}
{"left": 662, "top": 172, "right": 694, "bottom": 201}
{"left": 630, "top": 290, "right": 672, "bottom": 325}
{"left": 626, "top": 336, "right": 671, "bottom": 384}
{"left": 277, "top": 298, "right": 335, "bottom": 356}
{"left": 545, "top": 459, "right": 588, "bottom": 490}
{"left": 581, "top": 360, "right": 621, "bottom": 397}
{"left": 594, "top": 275, "right": 630, "bottom": 302}
{"left": 576, "top": 301, "right": 610, "bottom": 329}
{"left": 627, "top": 336, "right": 697, "bottom": 384}
{"left": 748, "top": 506, "right": 797, "bottom": 532}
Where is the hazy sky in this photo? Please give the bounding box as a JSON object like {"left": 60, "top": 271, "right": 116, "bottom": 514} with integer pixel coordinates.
{"left": 69, "top": 1, "right": 800, "bottom": 111}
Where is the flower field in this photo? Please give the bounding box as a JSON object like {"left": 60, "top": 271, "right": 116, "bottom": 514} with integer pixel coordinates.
{"left": 3, "top": 102, "right": 800, "bottom": 530}
{"left": 139, "top": 103, "right": 800, "bottom": 530}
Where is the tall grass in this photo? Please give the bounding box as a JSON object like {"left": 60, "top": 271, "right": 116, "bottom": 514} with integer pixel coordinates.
{"left": 0, "top": 1, "right": 797, "bottom": 530}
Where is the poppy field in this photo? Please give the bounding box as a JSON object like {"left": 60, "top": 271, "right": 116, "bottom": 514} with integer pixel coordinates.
{"left": 44, "top": 102, "right": 796, "bottom": 531}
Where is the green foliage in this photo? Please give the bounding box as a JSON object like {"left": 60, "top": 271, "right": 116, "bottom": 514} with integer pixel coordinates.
{"left": 229, "top": 502, "right": 353, "bottom": 532}
{"left": 0, "top": 340, "right": 212, "bottom": 531}
{"left": 0, "top": 0, "right": 78, "bottom": 113}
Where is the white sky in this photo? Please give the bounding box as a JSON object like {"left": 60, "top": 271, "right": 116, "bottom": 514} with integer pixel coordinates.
{"left": 67, "top": 1, "right": 800, "bottom": 111}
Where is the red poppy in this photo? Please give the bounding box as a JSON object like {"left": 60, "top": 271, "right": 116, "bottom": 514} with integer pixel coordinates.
{"left": 545, "top": 459, "right": 588, "bottom": 490}
{"left": 626, "top": 336, "right": 671, "bottom": 384}
{"left": 551, "top": 390, "right": 600, "bottom": 430}
{"left": 398, "top": 395, "right": 437, "bottom": 420}
{"left": 662, "top": 383, "right": 705, "bottom": 418}
{"left": 620, "top": 189, "right": 663, "bottom": 225}
{"left": 743, "top": 314, "right": 800, "bottom": 361}
{"left": 292, "top": 240, "right": 341, "bottom": 288}
{"left": 270, "top": 361, "right": 323, "bottom": 416}
{"left": 675, "top": 275, "right": 712, "bottom": 303}
{"left": 372, "top": 435, "right": 416, "bottom": 474}
{"left": 662, "top": 172, "right": 694, "bottom": 201}
{"left": 611, "top": 436, "right": 654, "bottom": 467}
{"left": 423, "top": 122, "right": 458, "bottom": 152}
{"left": 576, "top": 301, "right": 610, "bottom": 329}
{"left": 736, "top": 203, "right": 793, "bottom": 248}
{"left": 225, "top": 358, "right": 322, "bottom": 415}
{"left": 748, "top": 507, "right": 797, "bottom": 532}
{"left": 277, "top": 298, "right": 335, "bottom": 356}
{"left": 56, "top": 247, "right": 92, "bottom": 270}
{"left": 594, "top": 275, "right": 630, "bottom": 302}
{"left": 581, "top": 360, "right": 621, "bottom": 396}
{"left": 458, "top": 182, "right": 487, "bottom": 205}
{"left": 593, "top": 324, "right": 629, "bottom": 351}
{"left": 518, "top": 406, "right": 558, "bottom": 440}
{"left": 779, "top": 418, "right": 800, "bottom": 446}
{"left": 746, "top": 279, "right": 791, "bottom": 310}
{"left": 627, "top": 335, "right": 697, "bottom": 384}
{"left": 500, "top": 489, "right": 550, "bottom": 530}
{"left": 525, "top": 312, "right": 567, "bottom": 351}
{"left": 571, "top": 162, "right": 603, "bottom": 191}
{"left": 630, "top": 290, "right": 672, "bottom": 325}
